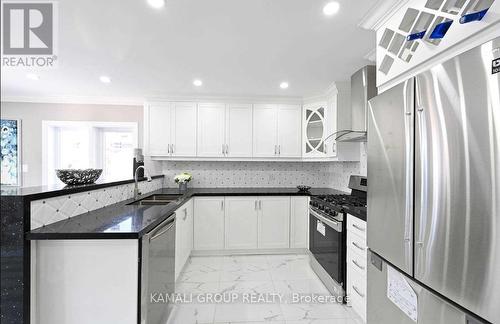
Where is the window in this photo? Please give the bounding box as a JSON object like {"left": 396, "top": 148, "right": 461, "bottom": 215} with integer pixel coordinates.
{"left": 43, "top": 121, "right": 138, "bottom": 185}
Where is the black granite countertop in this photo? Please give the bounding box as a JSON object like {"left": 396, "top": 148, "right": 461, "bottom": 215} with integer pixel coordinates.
{"left": 343, "top": 205, "right": 367, "bottom": 222}
{"left": 1, "top": 175, "right": 165, "bottom": 200}
{"left": 26, "top": 187, "right": 345, "bottom": 240}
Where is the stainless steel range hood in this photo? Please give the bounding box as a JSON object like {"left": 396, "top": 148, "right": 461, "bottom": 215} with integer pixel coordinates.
{"left": 336, "top": 65, "right": 377, "bottom": 142}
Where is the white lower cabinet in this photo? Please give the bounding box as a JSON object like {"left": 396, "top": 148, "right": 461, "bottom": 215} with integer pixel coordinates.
{"left": 224, "top": 197, "right": 258, "bottom": 249}
{"left": 346, "top": 214, "right": 367, "bottom": 323}
{"left": 193, "top": 197, "right": 225, "bottom": 250}
{"left": 175, "top": 199, "right": 193, "bottom": 280}
{"left": 290, "top": 196, "right": 309, "bottom": 248}
{"left": 258, "top": 197, "right": 290, "bottom": 249}
{"left": 192, "top": 195, "right": 308, "bottom": 252}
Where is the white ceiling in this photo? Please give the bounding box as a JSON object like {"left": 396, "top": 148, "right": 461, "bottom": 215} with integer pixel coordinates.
{"left": 1, "top": 0, "right": 377, "bottom": 103}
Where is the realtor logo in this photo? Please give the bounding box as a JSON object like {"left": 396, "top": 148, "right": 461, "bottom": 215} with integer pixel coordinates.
{"left": 1, "top": 1, "right": 57, "bottom": 68}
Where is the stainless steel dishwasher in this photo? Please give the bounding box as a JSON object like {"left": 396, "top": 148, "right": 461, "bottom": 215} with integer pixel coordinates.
{"left": 141, "top": 215, "right": 176, "bottom": 324}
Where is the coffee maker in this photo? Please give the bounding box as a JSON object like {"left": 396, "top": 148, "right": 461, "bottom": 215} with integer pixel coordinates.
{"left": 133, "top": 148, "right": 144, "bottom": 178}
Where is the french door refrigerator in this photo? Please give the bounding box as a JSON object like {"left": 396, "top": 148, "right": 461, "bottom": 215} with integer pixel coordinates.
{"left": 367, "top": 36, "right": 500, "bottom": 324}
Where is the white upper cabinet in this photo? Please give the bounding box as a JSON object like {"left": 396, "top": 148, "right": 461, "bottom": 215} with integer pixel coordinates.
{"left": 277, "top": 104, "right": 302, "bottom": 157}
{"left": 147, "top": 103, "right": 172, "bottom": 156}
{"left": 226, "top": 104, "right": 253, "bottom": 157}
{"left": 253, "top": 104, "right": 278, "bottom": 157}
{"left": 146, "top": 102, "right": 197, "bottom": 157}
{"left": 197, "top": 103, "right": 226, "bottom": 157}
{"left": 171, "top": 102, "right": 197, "bottom": 157}
{"left": 145, "top": 100, "right": 308, "bottom": 160}
{"left": 253, "top": 104, "right": 301, "bottom": 158}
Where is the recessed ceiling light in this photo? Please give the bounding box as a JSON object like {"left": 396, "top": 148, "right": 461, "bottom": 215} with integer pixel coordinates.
{"left": 193, "top": 79, "right": 203, "bottom": 87}
{"left": 147, "top": 0, "right": 165, "bottom": 9}
{"left": 99, "top": 75, "right": 111, "bottom": 83}
{"left": 323, "top": 2, "right": 340, "bottom": 16}
{"left": 26, "top": 73, "right": 39, "bottom": 80}
{"left": 280, "top": 82, "right": 289, "bottom": 89}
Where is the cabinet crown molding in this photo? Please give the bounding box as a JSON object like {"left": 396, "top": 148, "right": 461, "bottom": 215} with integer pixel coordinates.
{"left": 358, "top": 0, "right": 410, "bottom": 31}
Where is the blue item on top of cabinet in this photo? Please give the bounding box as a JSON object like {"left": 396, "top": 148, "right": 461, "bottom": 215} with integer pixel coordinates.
{"left": 407, "top": 30, "right": 426, "bottom": 41}
{"left": 429, "top": 20, "right": 453, "bottom": 39}
{"left": 459, "top": 8, "right": 489, "bottom": 24}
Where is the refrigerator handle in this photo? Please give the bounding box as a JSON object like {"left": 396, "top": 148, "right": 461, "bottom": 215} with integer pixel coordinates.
{"left": 415, "top": 77, "right": 428, "bottom": 251}
{"left": 403, "top": 79, "right": 414, "bottom": 245}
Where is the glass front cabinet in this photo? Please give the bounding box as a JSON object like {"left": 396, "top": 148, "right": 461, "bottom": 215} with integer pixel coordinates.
{"left": 303, "top": 102, "right": 335, "bottom": 158}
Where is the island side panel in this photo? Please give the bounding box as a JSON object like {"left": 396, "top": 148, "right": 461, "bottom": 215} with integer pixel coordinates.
{"left": 0, "top": 196, "right": 28, "bottom": 324}
{"left": 33, "top": 239, "right": 138, "bottom": 324}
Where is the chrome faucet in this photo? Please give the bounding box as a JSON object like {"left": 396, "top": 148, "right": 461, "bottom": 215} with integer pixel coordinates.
{"left": 134, "top": 166, "right": 152, "bottom": 200}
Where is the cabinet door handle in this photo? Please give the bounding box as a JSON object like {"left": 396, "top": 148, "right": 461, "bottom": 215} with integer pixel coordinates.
{"left": 183, "top": 208, "right": 187, "bottom": 220}
{"left": 352, "top": 259, "right": 365, "bottom": 270}
{"left": 226, "top": 144, "right": 229, "bottom": 155}
{"left": 259, "top": 200, "right": 262, "bottom": 210}
{"left": 221, "top": 200, "right": 224, "bottom": 210}
{"left": 167, "top": 144, "right": 170, "bottom": 154}
{"left": 274, "top": 145, "right": 277, "bottom": 155}
{"left": 171, "top": 144, "right": 175, "bottom": 154}
{"left": 222, "top": 144, "right": 225, "bottom": 155}
{"left": 255, "top": 200, "right": 258, "bottom": 210}
{"left": 352, "top": 285, "right": 365, "bottom": 298}
{"left": 352, "top": 241, "right": 365, "bottom": 251}
{"left": 352, "top": 224, "right": 366, "bottom": 232}
{"left": 278, "top": 145, "right": 281, "bottom": 155}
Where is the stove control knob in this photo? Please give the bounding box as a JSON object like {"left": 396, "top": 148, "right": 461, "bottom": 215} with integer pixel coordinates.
{"left": 324, "top": 207, "right": 331, "bottom": 214}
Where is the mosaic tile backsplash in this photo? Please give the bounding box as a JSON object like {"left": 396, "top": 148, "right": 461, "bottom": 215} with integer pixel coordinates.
{"left": 30, "top": 178, "right": 163, "bottom": 230}
{"left": 161, "top": 161, "right": 361, "bottom": 191}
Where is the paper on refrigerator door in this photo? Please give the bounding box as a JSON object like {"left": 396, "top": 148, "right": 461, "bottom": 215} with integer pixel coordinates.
{"left": 387, "top": 265, "right": 418, "bottom": 322}
{"left": 316, "top": 221, "right": 326, "bottom": 236}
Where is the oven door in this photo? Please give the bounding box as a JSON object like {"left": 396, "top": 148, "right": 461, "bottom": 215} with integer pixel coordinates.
{"left": 309, "top": 208, "right": 344, "bottom": 287}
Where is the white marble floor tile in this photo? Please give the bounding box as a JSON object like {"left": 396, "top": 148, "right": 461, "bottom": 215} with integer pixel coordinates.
{"left": 280, "top": 303, "right": 350, "bottom": 321}
{"left": 172, "top": 254, "right": 362, "bottom": 324}
{"left": 178, "top": 265, "right": 221, "bottom": 283}
{"left": 166, "top": 303, "right": 216, "bottom": 324}
{"left": 285, "top": 319, "right": 362, "bottom": 324}
{"left": 175, "top": 281, "right": 221, "bottom": 295}
{"left": 221, "top": 268, "right": 273, "bottom": 282}
{"left": 218, "top": 281, "right": 276, "bottom": 296}
{"left": 223, "top": 255, "right": 270, "bottom": 269}
{"left": 214, "top": 303, "right": 283, "bottom": 323}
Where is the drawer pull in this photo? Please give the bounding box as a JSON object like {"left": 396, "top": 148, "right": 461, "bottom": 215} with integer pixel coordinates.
{"left": 352, "top": 259, "right": 365, "bottom": 270}
{"left": 352, "top": 224, "right": 366, "bottom": 232}
{"left": 352, "top": 285, "right": 365, "bottom": 298}
{"left": 352, "top": 241, "right": 365, "bottom": 251}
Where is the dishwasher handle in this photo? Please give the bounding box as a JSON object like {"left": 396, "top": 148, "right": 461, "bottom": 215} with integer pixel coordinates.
{"left": 148, "top": 215, "right": 175, "bottom": 241}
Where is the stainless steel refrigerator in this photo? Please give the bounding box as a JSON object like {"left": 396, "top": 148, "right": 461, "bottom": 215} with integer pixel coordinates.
{"left": 367, "top": 37, "right": 500, "bottom": 324}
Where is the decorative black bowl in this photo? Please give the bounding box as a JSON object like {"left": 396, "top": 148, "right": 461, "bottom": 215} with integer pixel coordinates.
{"left": 297, "top": 185, "right": 311, "bottom": 192}
{"left": 55, "top": 169, "right": 103, "bottom": 185}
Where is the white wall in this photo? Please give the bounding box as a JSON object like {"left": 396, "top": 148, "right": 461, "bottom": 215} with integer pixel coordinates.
{"left": 1, "top": 101, "right": 143, "bottom": 187}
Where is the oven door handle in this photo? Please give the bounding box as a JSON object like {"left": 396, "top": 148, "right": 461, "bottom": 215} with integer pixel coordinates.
{"left": 310, "top": 208, "right": 342, "bottom": 232}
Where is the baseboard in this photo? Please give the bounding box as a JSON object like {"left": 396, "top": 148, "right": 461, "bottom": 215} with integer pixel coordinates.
{"left": 190, "top": 248, "right": 309, "bottom": 257}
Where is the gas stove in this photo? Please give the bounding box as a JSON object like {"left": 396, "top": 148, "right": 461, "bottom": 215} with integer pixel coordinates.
{"left": 309, "top": 176, "right": 367, "bottom": 221}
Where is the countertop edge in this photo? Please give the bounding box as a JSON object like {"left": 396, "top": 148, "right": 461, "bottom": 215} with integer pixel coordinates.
{"left": 1, "top": 175, "right": 164, "bottom": 200}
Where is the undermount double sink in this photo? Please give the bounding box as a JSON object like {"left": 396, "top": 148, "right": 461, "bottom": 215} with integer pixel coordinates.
{"left": 129, "top": 194, "right": 183, "bottom": 206}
